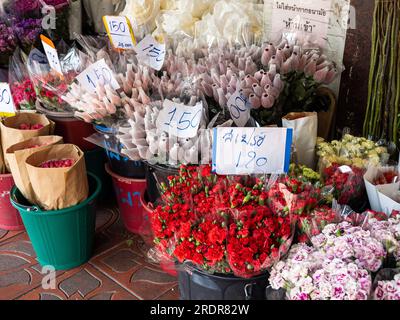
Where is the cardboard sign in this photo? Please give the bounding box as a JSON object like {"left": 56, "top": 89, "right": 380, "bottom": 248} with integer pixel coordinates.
{"left": 228, "top": 89, "right": 252, "bottom": 127}
{"left": 135, "top": 35, "right": 166, "bottom": 71}
{"left": 212, "top": 127, "right": 293, "bottom": 175}
{"left": 76, "top": 59, "right": 120, "bottom": 93}
{"left": 103, "top": 15, "right": 136, "bottom": 50}
{"left": 0, "top": 83, "right": 16, "bottom": 117}
{"left": 156, "top": 100, "right": 203, "bottom": 138}
{"left": 40, "top": 35, "right": 62, "bottom": 75}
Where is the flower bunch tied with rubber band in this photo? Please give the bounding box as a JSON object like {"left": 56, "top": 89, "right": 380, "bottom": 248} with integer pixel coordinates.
{"left": 150, "top": 165, "right": 294, "bottom": 278}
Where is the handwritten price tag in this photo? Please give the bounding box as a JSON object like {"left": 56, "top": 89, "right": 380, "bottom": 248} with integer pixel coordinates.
{"left": 228, "top": 89, "right": 252, "bottom": 127}
{"left": 40, "top": 35, "right": 62, "bottom": 75}
{"left": 0, "top": 83, "right": 16, "bottom": 117}
{"left": 212, "top": 127, "right": 293, "bottom": 175}
{"left": 103, "top": 15, "right": 136, "bottom": 50}
{"left": 135, "top": 35, "right": 166, "bottom": 71}
{"left": 156, "top": 99, "right": 203, "bottom": 138}
{"left": 76, "top": 59, "right": 120, "bottom": 94}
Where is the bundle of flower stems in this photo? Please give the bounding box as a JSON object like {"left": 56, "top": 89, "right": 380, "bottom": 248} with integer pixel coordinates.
{"left": 363, "top": 0, "right": 400, "bottom": 143}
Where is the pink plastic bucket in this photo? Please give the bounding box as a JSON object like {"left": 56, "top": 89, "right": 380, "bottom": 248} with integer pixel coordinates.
{"left": 105, "top": 164, "right": 149, "bottom": 235}
{"left": 0, "top": 173, "right": 24, "bottom": 231}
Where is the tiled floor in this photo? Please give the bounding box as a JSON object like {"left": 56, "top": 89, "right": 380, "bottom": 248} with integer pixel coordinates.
{"left": 0, "top": 206, "right": 179, "bottom": 300}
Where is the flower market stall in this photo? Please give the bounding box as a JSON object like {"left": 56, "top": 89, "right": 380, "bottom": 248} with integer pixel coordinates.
{"left": 1, "top": 0, "right": 400, "bottom": 303}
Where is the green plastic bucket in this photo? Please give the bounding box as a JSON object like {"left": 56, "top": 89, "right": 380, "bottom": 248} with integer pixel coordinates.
{"left": 10, "top": 173, "right": 101, "bottom": 270}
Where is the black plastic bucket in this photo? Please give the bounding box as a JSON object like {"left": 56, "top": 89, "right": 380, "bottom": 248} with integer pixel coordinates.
{"left": 178, "top": 265, "right": 269, "bottom": 300}
{"left": 94, "top": 124, "right": 146, "bottom": 179}
{"left": 145, "top": 163, "right": 179, "bottom": 203}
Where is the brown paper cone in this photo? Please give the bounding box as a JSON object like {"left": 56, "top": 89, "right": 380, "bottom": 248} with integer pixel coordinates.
{"left": 1, "top": 113, "right": 55, "bottom": 171}
{"left": 25, "top": 144, "right": 89, "bottom": 211}
{"left": 6, "top": 136, "right": 64, "bottom": 203}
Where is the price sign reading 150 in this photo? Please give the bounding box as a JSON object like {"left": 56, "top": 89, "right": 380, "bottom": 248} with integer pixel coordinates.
{"left": 108, "top": 20, "right": 127, "bottom": 33}
{"left": 76, "top": 59, "right": 120, "bottom": 93}
{"left": 157, "top": 100, "right": 203, "bottom": 138}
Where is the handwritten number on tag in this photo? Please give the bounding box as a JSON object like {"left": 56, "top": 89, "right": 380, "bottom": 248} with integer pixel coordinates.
{"left": 0, "top": 88, "right": 11, "bottom": 105}
{"left": 229, "top": 94, "right": 249, "bottom": 120}
{"left": 164, "top": 108, "right": 202, "bottom": 131}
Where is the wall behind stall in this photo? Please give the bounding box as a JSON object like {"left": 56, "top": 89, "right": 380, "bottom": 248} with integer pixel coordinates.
{"left": 336, "top": 0, "right": 375, "bottom": 137}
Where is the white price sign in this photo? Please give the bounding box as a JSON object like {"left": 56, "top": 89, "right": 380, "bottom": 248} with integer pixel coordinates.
{"left": 269, "top": 0, "right": 331, "bottom": 48}
{"left": 157, "top": 99, "right": 203, "bottom": 138}
{"left": 135, "top": 35, "right": 166, "bottom": 71}
{"left": 28, "top": 48, "right": 48, "bottom": 65}
{"left": 103, "top": 15, "right": 136, "bottom": 50}
{"left": 40, "top": 35, "right": 62, "bottom": 75}
{"left": 76, "top": 59, "right": 120, "bottom": 94}
{"left": 228, "top": 89, "right": 252, "bottom": 127}
{"left": 0, "top": 83, "right": 16, "bottom": 117}
{"left": 212, "top": 127, "right": 293, "bottom": 175}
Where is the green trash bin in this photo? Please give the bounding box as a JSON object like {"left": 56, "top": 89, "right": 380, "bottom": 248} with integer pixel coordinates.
{"left": 10, "top": 173, "right": 101, "bottom": 270}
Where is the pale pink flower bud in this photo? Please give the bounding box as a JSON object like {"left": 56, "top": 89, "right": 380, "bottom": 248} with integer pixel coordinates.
{"left": 273, "top": 74, "right": 284, "bottom": 92}
{"left": 304, "top": 59, "right": 317, "bottom": 77}
{"left": 249, "top": 94, "right": 261, "bottom": 109}
{"left": 324, "top": 68, "right": 338, "bottom": 84}
{"left": 261, "top": 93, "right": 274, "bottom": 109}
{"left": 313, "top": 66, "right": 330, "bottom": 83}
{"left": 261, "top": 73, "right": 272, "bottom": 87}
{"left": 252, "top": 83, "right": 264, "bottom": 97}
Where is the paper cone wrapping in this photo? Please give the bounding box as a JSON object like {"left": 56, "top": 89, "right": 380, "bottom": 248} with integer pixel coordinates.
{"left": 1, "top": 113, "right": 55, "bottom": 171}
{"left": 282, "top": 112, "right": 318, "bottom": 169}
{"left": 25, "top": 144, "right": 89, "bottom": 211}
{"left": 6, "top": 136, "right": 64, "bottom": 203}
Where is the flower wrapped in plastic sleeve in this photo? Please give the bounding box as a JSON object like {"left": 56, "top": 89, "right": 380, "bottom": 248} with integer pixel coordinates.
{"left": 227, "top": 205, "right": 294, "bottom": 279}
{"left": 311, "top": 221, "right": 386, "bottom": 273}
{"left": 28, "top": 45, "right": 86, "bottom": 113}
{"left": 322, "top": 163, "right": 366, "bottom": 207}
{"left": 269, "top": 244, "right": 372, "bottom": 300}
{"left": 9, "top": 48, "right": 37, "bottom": 111}
{"left": 316, "top": 134, "right": 389, "bottom": 173}
{"left": 364, "top": 212, "right": 400, "bottom": 265}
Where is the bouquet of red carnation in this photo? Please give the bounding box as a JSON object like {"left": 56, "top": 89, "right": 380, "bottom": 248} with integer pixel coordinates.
{"left": 296, "top": 206, "right": 337, "bottom": 243}
{"left": 323, "top": 164, "right": 365, "bottom": 205}
{"left": 373, "top": 170, "right": 399, "bottom": 186}
{"left": 267, "top": 175, "right": 324, "bottom": 217}
{"left": 11, "top": 79, "right": 37, "bottom": 111}
{"left": 32, "top": 71, "right": 77, "bottom": 113}
{"left": 151, "top": 165, "right": 294, "bottom": 278}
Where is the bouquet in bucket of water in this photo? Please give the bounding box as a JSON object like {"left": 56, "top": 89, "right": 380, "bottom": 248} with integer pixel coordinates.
{"left": 149, "top": 165, "right": 294, "bottom": 278}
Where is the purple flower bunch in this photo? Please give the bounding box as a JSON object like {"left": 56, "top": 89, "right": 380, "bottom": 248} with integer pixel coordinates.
{"left": 12, "top": 0, "right": 41, "bottom": 18}
{"left": 311, "top": 222, "right": 386, "bottom": 272}
{"left": 366, "top": 216, "right": 400, "bottom": 261}
{"left": 374, "top": 272, "right": 400, "bottom": 300}
{"left": 43, "top": 0, "right": 70, "bottom": 8}
{"left": 13, "top": 18, "right": 43, "bottom": 49}
{"left": 269, "top": 244, "right": 372, "bottom": 300}
{"left": 0, "top": 20, "right": 17, "bottom": 54}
